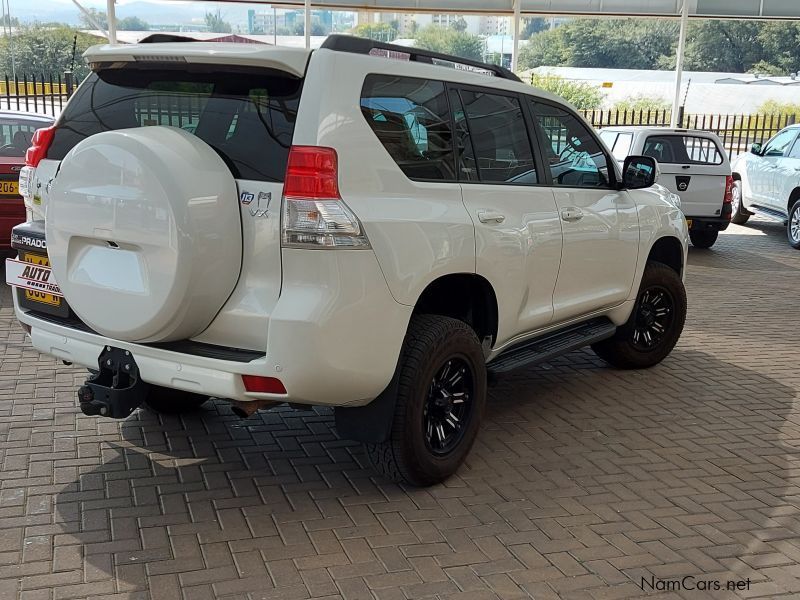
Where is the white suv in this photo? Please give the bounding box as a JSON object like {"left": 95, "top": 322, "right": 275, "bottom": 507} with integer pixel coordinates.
{"left": 600, "top": 127, "right": 733, "bottom": 249}
{"left": 730, "top": 124, "right": 800, "bottom": 248}
{"left": 6, "top": 35, "right": 688, "bottom": 485}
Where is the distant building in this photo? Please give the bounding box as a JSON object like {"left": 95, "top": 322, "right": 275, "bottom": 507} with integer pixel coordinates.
{"left": 247, "top": 8, "right": 339, "bottom": 34}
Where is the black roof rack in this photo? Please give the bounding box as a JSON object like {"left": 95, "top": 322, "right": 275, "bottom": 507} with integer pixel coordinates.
{"left": 320, "top": 34, "right": 521, "bottom": 83}
{"left": 139, "top": 33, "right": 199, "bottom": 44}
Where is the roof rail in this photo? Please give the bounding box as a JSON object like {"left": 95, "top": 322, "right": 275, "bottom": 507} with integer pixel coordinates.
{"left": 320, "top": 34, "right": 521, "bottom": 83}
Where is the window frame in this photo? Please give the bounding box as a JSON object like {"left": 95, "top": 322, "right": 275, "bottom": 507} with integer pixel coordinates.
{"left": 527, "top": 97, "right": 620, "bottom": 190}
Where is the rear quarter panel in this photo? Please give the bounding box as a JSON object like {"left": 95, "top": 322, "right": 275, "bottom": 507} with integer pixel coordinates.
{"left": 294, "top": 50, "right": 476, "bottom": 307}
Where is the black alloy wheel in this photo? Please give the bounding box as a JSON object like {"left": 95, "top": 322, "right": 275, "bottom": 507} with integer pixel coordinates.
{"left": 423, "top": 357, "right": 474, "bottom": 456}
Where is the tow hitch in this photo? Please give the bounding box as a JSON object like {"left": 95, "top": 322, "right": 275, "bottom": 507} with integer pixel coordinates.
{"left": 77, "top": 346, "right": 149, "bottom": 418}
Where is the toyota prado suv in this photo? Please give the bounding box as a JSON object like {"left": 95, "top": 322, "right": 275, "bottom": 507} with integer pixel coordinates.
{"left": 6, "top": 35, "right": 688, "bottom": 485}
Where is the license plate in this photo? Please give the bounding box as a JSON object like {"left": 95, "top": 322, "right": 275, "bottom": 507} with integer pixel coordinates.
{"left": 685, "top": 219, "right": 693, "bottom": 229}
{"left": 0, "top": 180, "right": 19, "bottom": 196}
{"left": 5, "top": 254, "right": 63, "bottom": 306}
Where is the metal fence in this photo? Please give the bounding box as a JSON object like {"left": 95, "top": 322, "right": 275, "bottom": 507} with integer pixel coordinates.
{"left": 581, "top": 108, "right": 798, "bottom": 158}
{"left": 0, "top": 73, "right": 75, "bottom": 117}
{"left": 0, "top": 73, "right": 797, "bottom": 160}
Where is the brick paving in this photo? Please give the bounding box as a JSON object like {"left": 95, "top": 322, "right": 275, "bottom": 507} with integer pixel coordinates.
{"left": 1, "top": 218, "right": 799, "bottom": 600}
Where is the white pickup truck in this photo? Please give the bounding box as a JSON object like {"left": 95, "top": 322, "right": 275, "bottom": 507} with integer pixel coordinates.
{"left": 600, "top": 127, "right": 733, "bottom": 249}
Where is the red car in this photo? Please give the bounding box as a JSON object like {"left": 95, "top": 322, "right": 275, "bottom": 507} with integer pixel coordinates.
{"left": 0, "top": 111, "right": 55, "bottom": 252}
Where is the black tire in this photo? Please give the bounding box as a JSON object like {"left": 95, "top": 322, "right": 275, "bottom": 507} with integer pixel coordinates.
{"left": 788, "top": 199, "right": 800, "bottom": 249}
{"left": 364, "top": 315, "right": 487, "bottom": 486}
{"left": 592, "top": 261, "right": 686, "bottom": 369}
{"left": 689, "top": 229, "right": 718, "bottom": 249}
{"left": 144, "top": 386, "right": 208, "bottom": 414}
{"left": 730, "top": 179, "right": 750, "bottom": 225}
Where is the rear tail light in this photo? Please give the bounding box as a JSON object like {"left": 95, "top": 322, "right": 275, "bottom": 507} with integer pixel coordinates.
{"left": 25, "top": 126, "right": 56, "bottom": 168}
{"left": 281, "top": 146, "right": 370, "bottom": 249}
{"left": 722, "top": 175, "right": 733, "bottom": 220}
{"left": 242, "top": 375, "right": 287, "bottom": 395}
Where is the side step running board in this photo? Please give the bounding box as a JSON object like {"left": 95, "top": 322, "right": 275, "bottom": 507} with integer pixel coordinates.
{"left": 750, "top": 204, "right": 788, "bottom": 223}
{"left": 488, "top": 317, "right": 617, "bottom": 374}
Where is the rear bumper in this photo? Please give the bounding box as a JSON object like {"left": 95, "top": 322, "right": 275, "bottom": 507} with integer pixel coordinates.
{"left": 14, "top": 248, "right": 412, "bottom": 407}
{"left": 687, "top": 216, "right": 730, "bottom": 232}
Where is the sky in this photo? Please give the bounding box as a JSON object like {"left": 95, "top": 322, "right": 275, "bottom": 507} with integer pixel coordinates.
{"left": 8, "top": 0, "right": 268, "bottom": 27}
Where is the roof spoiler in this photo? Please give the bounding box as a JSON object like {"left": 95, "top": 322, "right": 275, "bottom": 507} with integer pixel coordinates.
{"left": 320, "top": 34, "right": 521, "bottom": 83}
{"left": 139, "top": 34, "right": 199, "bottom": 44}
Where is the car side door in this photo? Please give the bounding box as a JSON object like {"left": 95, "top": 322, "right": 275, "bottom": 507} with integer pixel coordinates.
{"left": 452, "top": 86, "right": 562, "bottom": 347}
{"left": 528, "top": 100, "right": 640, "bottom": 323}
{"left": 774, "top": 133, "right": 800, "bottom": 216}
{"left": 752, "top": 128, "right": 797, "bottom": 207}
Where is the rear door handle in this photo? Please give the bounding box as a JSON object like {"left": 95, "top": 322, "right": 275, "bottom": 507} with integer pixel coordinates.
{"left": 560, "top": 207, "right": 584, "bottom": 222}
{"left": 477, "top": 211, "right": 505, "bottom": 224}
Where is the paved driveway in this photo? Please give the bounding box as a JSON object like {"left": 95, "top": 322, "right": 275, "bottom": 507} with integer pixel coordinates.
{"left": 1, "top": 219, "right": 799, "bottom": 600}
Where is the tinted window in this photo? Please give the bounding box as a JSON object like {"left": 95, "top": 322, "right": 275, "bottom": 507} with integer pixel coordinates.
{"left": 361, "top": 75, "right": 455, "bottom": 181}
{"left": 762, "top": 128, "right": 797, "bottom": 157}
{"left": 531, "top": 101, "right": 611, "bottom": 188}
{"left": 643, "top": 135, "right": 723, "bottom": 165}
{"left": 0, "top": 118, "right": 51, "bottom": 157}
{"left": 459, "top": 89, "right": 536, "bottom": 184}
{"left": 48, "top": 67, "right": 302, "bottom": 182}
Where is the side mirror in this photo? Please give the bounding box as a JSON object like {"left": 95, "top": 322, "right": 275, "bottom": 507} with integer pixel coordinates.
{"left": 622, "top": 155, "right": 658, "bottom": 189}
{"left": 750, "top": 143, "right": 763, "bottom": 155}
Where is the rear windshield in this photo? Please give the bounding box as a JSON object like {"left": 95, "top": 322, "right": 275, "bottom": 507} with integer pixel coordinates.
{"left": 643, "top": 135, "right": 723, "bottom": 165}
{"left": 48, "top": 66, "right": 302, "bottom": 182}
{"left": 0, "top": 118, "right": 52, "bottom": 157}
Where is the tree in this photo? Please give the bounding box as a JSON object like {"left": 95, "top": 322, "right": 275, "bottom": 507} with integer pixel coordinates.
{"left": 758, "top": 99, "right": 800, "bottom": 117}
{"left": 451, "top": 17, "right": 468, "bottom": 32}
{"left": 518, "top": 28, "right": 567, "bottom": 68}
{"left": 205, "top": 10, "right": 232, "bottom": 34}
{"left": 78, "top": 8, "right": 108, "bottom": 31}
{"left": 529, "top": 73, "right": 604, "bottom": 110}
{"left": 351, "top": 22, "right": 397, "bottom": 42}
{"left": 118, "top": 16, "right": 150, "bottom": 31}
{"left": 0, "top": 25, "right": 98, "bottom": 79}
{"left": 0, "top": 14, "right": 19, "bottom": 27}
{"left": 612, "top": 95, "right": 671, "bottom": 113}
{"left": 414, "top": 25, "right": 483, "bottom": 62}
{"left": 522, "top": 17, "right": 548, "bottom": 38}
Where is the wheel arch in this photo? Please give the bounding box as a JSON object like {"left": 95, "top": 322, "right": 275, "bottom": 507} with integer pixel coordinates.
{"left": 335, "top": 273, "right": 498, "bottom": 445}
{"left": 411, "top": 273, "right": 499, "bottom": 347}
{"left": 647, "top": 236, "right": 684, "bottom": 276}
{"left": 788, "top": 187, "right": 800, "bottom": 215}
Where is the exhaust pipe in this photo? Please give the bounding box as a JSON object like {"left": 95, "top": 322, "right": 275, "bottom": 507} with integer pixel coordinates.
{"left": 229, "top": 399, "right": 278, "bottom": 418}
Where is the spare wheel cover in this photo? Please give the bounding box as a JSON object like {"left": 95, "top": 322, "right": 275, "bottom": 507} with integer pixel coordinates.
{"left": 46, "top": 126, "right": 242, "bottom": 343}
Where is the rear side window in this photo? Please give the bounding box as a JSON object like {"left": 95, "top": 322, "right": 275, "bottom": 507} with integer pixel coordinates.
{"left": 48, "top": 67, "right": 302, "bottom": 182}
{"left": 457, "top": 89, "right": 537, "bottom": 184}
{"left": 360, "top": 75, "right": 455, "bottom": 181}
{"left": 643, "top": 135, "right": 723, "bottom": 165}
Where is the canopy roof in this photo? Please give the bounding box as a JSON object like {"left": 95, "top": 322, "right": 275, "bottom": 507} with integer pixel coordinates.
{"left": 209, "top": 0, "right": 800, "bottom": 19}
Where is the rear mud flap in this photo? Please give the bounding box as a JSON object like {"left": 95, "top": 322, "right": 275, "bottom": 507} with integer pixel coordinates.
{"left": 77, "top": 346, "right": 150, "bottom": 419}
